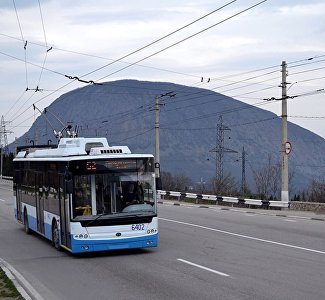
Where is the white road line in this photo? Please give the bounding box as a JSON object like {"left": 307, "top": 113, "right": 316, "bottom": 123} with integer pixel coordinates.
{"left": 283, "top": 219, "right": 296, "bottom": 222}
{"left": 0, "top": 199, "right": 5, "bottom": 202}
{"left": 160, "top": 217, "right": 325, "bottom": 255}
{"left": 177, "top": 258, "right": 230, "bottom": 277}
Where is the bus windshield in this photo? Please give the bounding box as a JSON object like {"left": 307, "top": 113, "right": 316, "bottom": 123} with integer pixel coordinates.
{"left": 72, "top": 172, "right": 156, "bottom": 219}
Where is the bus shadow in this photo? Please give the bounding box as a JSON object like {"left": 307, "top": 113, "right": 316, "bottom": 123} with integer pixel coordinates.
{"left": 71, "top": 248, "right": 156, "bottom": 259}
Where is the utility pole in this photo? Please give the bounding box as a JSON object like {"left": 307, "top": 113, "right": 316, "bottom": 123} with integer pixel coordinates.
{"left": 154, "top": 95, "right": 161, "bottom": 183}
{"left": 154, "top": 91, "right": 176, "bottom": 189}
{"left": 0, "top": 116, "right": 11, "bottom": 178}
{"left": 241, "top": 146, "right": 247, "bottom": 195}
{"left": 281, "top": 61, "right": 289, "bottom": 203}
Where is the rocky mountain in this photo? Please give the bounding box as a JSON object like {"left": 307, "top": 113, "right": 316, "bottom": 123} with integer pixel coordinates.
{"left": 12, "top": 79, "right": 325, "bottom": 195}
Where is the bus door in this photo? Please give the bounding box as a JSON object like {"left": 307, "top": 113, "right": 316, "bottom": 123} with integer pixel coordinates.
{"left": 36, "top": 172, "right": 45, "bottom": 234}
{"left": 14, "top": 170, "right": 23, "bottom": 222}
{"left": 59, "top": 175, "right": 71, "bottom": 248}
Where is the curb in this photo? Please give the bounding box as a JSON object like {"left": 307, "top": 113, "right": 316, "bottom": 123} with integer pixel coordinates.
{"left": 0, "top": 258, "right": 43, "bottom": 300}
{"left": 158, "top": 200, "right": 325, "bottom": 222}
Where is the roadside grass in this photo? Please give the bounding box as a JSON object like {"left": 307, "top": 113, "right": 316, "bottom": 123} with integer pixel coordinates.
{"left": 0, "top": 268, "right": 24, "bottom": 300}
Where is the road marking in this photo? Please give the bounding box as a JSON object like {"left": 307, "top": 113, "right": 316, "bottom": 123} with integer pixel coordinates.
{"left": 0, "top": 199, "right": 5, "bottom": 202}
{"left": 160, "top": 217, "right": 325, "bottom": 255}
{"left": 177, "top": 258, "right": 230, "bottom": 277}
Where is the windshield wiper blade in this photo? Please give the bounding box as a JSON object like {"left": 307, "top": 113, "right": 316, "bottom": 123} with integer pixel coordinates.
{"left": 84, "top": 213, "right": 107, "bottom": 227}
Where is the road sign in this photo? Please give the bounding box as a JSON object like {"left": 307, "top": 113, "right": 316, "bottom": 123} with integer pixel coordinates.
{"left": 285, "top": 141, "right": 292, "bottom": 155}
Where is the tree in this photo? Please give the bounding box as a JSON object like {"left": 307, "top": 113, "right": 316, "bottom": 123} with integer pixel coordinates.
{"left": 252, "top": 155, "right": 280, "bottom": 200}
{"left": 0, "top": 152, "right": 14, "bottom": 177}
{"left": 305, "top": 178, "right": 325, "bottom": 203}
{"left": 210, "top": 172, "right": 238, "bottom": 196}
{"left": 160, "top": 171, "right": 193, "bottom": 192}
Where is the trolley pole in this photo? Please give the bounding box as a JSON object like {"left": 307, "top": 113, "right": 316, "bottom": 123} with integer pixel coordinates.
{"left": 281, "top": 61, "right": 289, "bottom": 202}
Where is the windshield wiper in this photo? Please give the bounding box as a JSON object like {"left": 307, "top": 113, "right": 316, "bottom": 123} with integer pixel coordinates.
{"left": 84, "top": 213, "right": 107, "bottom": 227}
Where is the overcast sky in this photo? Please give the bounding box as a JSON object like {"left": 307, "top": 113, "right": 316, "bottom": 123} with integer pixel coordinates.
{"left": 1, "top": 0, "right": 325, "bottom": 144}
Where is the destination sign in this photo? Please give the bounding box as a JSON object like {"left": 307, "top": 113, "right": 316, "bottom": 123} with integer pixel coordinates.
{"left": 70, "top": 158, "right": 153, "bottom": 174}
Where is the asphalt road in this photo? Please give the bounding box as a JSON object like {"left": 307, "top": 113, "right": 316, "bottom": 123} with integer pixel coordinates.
{"left": 0, "top": 180, "right": 324, "bottom": 300}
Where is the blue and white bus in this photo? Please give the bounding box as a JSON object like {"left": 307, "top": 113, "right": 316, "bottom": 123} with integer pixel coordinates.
{"left": 13, "top": 137, "right": 158, "bottom": 254}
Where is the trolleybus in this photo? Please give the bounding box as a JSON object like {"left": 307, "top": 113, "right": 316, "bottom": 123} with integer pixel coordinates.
{"left": 13, "top": 137, "right": 158, "bottom": 254}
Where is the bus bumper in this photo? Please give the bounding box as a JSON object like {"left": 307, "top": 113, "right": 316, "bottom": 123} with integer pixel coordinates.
{"left": 70, "top": 233, "right": 158, "bottom": 254}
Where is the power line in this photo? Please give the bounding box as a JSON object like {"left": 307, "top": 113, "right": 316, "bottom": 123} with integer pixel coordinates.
{"left": 289, "top": 65, "right": 325, "bottom": 77}
{"left": 75, "top": 0, "right": 238, "bottom": 81}
{"left": 288, "top": 115, "right": 325, "bottom": 119}
{"left": 95, "top": 0, "right": 269, "bottom": 82}
{"left": 0, "top": 32, "right": 203, "bottom": 80}
{"left": 4, "top": 89, "right": 26, "bottom": 117}
{"left": 12, "top": 0, "right": 28, "bottom": 88}
{"left": 35, "top": 0, "right": 49, "bottom": 89}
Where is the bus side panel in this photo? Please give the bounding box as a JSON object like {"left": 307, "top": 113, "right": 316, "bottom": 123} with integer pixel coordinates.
{"left": 43, "top": 211, "right": 60, "bottom": 241}
{"left": 13, "top": 194, "right": 18, "bottom": 221}
{"left": 23, "top": 203, "right": 37, "bottom": 232}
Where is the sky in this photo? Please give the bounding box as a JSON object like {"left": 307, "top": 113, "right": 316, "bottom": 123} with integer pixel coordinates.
{"left": 0, "top": 0, "right": 325, "bottom": 144}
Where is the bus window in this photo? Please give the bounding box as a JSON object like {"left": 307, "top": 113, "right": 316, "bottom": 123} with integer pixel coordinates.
{"left": 72, "top": 172, "right": 156, "bottom": 219}
{"left": 73, "top": 176, "right": 92, "bottom": 217}
{"left": 95, "top": 174, "right": 111, "bottom": 214}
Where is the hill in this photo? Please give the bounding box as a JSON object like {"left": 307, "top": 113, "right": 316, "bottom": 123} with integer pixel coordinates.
{"left": 12, "top": 80, "right": 325, "bottom": 195}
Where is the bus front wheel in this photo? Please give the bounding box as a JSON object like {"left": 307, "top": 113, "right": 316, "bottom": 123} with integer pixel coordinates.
{"left": 52, "top": 221, "right": 61, "bottom": 251}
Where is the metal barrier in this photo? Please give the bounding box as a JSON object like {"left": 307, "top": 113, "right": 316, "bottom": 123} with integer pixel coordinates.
{"left": 157, "top": 190, "right": 289, "bottom": 208}
{"left": 1, "top": 176, "right": 13, "bottom": 180}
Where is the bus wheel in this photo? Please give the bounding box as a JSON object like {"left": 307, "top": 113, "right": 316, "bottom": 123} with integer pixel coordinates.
{"left": 52, "top": 222, "right": 61, "bottom": 251}
{"left": 24, "top": 210, "right": 31, "bottom": 234}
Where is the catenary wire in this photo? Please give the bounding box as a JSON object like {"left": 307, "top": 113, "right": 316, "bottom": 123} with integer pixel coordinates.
{"left": 94, "top": 1, "right": 269, "bottom": 82}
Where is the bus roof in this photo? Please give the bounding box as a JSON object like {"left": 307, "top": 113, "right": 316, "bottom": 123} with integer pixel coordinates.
{"left": 14, "top": 137, "right": 153, "bottom": 161}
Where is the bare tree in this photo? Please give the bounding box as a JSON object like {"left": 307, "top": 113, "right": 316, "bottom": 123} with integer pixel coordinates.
{"left": 211, "top": 172, "right": 238, "bottom": 196}
{"left": 305, "top": 178, "right": 325, "bottom": 203}
{"left": 252, "top": 155, "right": 281, "bottom": 200}
{"left": 161, "top": 171, "right": 193, "bottom": 192}
{"left": 161, "top": 172, "right": 174, "bottom": 191}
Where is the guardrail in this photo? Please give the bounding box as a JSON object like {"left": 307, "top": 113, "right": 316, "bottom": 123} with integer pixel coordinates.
{"left": 157, "top": 190, "right": 289, "bottom": 208}
{"left": 0, "top": 176, "right": 13, "bottom": 181}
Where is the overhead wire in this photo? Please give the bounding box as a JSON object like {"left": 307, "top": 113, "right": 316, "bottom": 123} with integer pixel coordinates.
{"left": 36, "top": 0, "right": 50, "bottom": 89}
{"left": 4, "top": 1, "right": 240, "bottom": 124}
{"left": 161, "top": 116, "right": 279, "bottom": 131}
{"left": 75, "top": 50, "right": 321, "bottom": 127}
{"left": 12, "top": 0, "right": 28, "bottom": 88}
{"left": 7, "top": 1, "right": 265, "bottom": 127}
{"left": 94, "top": 0, "right": 269, "bottom": 82}
{"left": 75, "top": 0, "right": 238, "bottom": 80}
{"left": 42, "top": 55, "right": 322, "bottom": 131}
{"left": 161, "top": 86, "right": 325, "bottom": 132}
{"left": 0, "top": 32, "right": 202, "bottom": 80}
{"left": 8, "top": 53, "right": 320, "bottom": 134}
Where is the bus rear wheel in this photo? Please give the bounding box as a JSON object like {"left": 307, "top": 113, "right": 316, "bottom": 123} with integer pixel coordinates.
{"left": 52, "top": 222, "right": 61, "bottom": 251}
